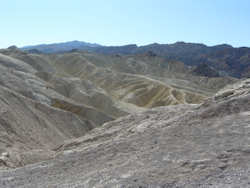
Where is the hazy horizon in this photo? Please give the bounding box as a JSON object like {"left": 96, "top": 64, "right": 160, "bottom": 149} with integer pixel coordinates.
{"left": 1, "top": 0, "right": 250, "bottom": 48}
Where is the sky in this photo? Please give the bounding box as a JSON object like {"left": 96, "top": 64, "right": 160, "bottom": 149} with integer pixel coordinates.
{"left": 1, "top": 0, "right": 250, "bottom": 48}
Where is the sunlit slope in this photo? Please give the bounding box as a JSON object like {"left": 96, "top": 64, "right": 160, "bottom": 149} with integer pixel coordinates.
{"left": 2, "top": 49, "right": 235, "bottom": 115}
{"left": 49, "top": 52, "right": 230, "bottom": 107}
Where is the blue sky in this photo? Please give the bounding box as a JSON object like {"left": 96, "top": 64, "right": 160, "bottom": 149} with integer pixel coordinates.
{"left": 1, "top": 0, "right": 250, "bottom": 48}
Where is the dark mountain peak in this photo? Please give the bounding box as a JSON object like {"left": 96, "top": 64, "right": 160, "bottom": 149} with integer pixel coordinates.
{"left": 173, "top": 41, "right": 186, "bottom": 45}
{"left": 63, "top": 40, "right": 101, "bottom": 47}
{"left": 70, "top": 40, "right": 81, "bottom": 43}
{"left": 212, "top": 44, "right": 233, "bottom": 49}
{"left": 21, "top": 41, "right": 102, "bottom": 53}
{"left": 145, "top": 43, "right": 160, "bottom": 47}
{"left": 172, "top": 41, "right": 206, "bottom": 47}
{"left": 120, "top": 44, "right": 138, "bottom": 48}
{"left": 7, "top": 45, "right": 18, "bottom": 50}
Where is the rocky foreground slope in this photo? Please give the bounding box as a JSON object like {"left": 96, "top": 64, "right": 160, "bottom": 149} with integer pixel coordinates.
{"left": 0, "top": 78, "right": 250, "bottom": 187}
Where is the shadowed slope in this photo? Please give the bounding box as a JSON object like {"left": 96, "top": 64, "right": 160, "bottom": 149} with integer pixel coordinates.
{"left": 0, "top": 85, "right": 90, "bottom": 167}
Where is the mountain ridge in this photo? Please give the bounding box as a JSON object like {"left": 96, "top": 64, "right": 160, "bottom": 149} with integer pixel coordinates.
{"left": 21, "top": 40, "right": 102, "bottom": 53}
{"left": 20, "top": 41, "right": 250, "bottom": 78}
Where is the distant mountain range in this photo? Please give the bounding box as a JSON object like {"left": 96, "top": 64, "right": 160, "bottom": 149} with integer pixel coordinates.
{"left": 21, "top": 41, "right": 250, "bottom": 78}
{"left": 22, "top": 40, "right": 101, "bottom": 54}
